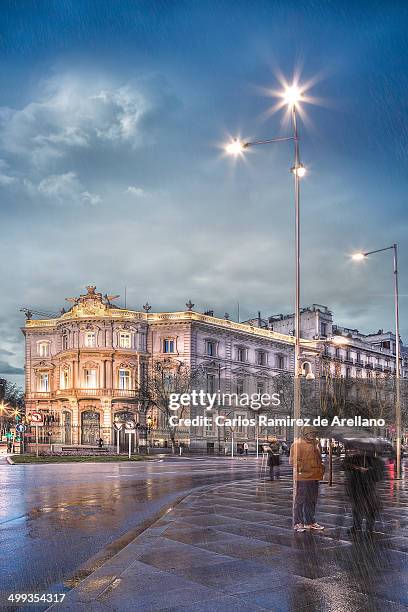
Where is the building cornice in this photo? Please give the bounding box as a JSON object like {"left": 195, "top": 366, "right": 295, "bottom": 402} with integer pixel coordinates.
{"left": 24, "top": 309, "right": 320, "bottom": 352}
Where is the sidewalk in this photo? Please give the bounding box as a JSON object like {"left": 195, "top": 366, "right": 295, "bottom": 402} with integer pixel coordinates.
{"left": 52, "top": 467, "right": 408, "bottom": 611}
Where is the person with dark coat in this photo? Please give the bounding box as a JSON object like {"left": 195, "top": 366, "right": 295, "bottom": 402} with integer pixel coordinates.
{"left": 342, "top": 446, "right": 384, "bottom": 534}
{"left": 267, "top": 437, "right": 281, "bottom": 480}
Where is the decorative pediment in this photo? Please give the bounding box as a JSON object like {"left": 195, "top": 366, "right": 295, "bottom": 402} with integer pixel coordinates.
{"left": 253, "top": 370, "right": 271, "bottom": 378}
{"left": 33, "top": 360, "right": 54, "bottom": 370}
{"left": 82, "top": 360, "right": 99, "bottom": 368}
{"left": 231, "top": 367, "right": 252, "bottom": 376}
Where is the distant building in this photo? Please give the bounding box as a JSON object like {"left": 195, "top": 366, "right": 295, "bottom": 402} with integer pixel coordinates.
{"left": 268, "top": 304, "right": 406, "bottom": 380}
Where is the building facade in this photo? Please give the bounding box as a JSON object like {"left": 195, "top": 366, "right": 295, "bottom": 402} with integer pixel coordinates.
{"left": 22, "top": 286, "right": 320, "bottom": 452}
{"left": 269, "top": 304, "right": 407, "bottom": 380}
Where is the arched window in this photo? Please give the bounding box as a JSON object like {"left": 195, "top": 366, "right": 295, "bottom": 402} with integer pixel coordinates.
{"left": 38, "top": 341, "right": 50, "bottom": 357}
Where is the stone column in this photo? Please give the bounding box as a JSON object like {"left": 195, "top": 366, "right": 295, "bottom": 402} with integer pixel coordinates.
{"left": 70, "top": 400, "right": 80, "bottom": 445}
{"left": 101, "top": 398, "right": 112, "bottom": 445}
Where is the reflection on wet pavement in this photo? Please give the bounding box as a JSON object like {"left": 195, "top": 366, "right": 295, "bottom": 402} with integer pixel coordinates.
{"left": 0, "top": 457, "right": 263, "bottom": 608}
{"left": 55, "top": 461, "right": 408, "bottom": 611}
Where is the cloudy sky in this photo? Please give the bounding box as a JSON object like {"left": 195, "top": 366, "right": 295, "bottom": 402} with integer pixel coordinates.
{"left": 1, "top": 1, "right": 408, "bottom": 386}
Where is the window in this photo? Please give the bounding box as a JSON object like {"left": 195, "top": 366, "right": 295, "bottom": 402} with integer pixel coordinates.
{"left": 84, "top": 368, "right": 97, "bottom": 388}
{"left": 236, "top": 379, "right": 244, "bottom": 395}
{"left": 85, "top": 332, "right": 96, "bottom": 348}
{"left": 320, "top": 322, "right": 327, "bottom": 336}
{"left": 346, "top": 367, "right": 351, "bottom": 378}
{"left": 118, "top": 369, "right": 131, "bottom": 390}
{"left": 356, "top": 369, "right": 362, "bottom": 378}
{"left": 206, "top": 374, "right": 216, "bottom": 394}
{"left": 163, "top": 338, "right": 175, "bottom": 353}
{"left": 38, "top": 342, "right": 49, "bottom": 357}
{"left": 38, "top": 373, "right": 49, "bottom": 391}
{"left": 119, "top": 332, "right": 131, "bottom": 349}
{"left": 257, "top": 381, "right": 265, "bottom": 395}
{"left": 237, "top": 347, "right": 246, "bottom": 362}
{"left": 206, "top": 341, "right": 216, "bottom": 357}
{"left": 205, "top": 418, "right": 213, "bottom": 434}
{"left": 335, "top": 348, "right": 340, "bottom": 358}
{"left": 277, "top": 355, "right": 285, "bottom": 370}
{"left": 356, "top": 352, "right": 361, "bottom": 364}
{"left": 257, "top": 351, "right": 266, "bottom": 366}
{"left": 60, "top": 370, "right": 69, "bottom": 389}
{"left": 62, "top": 335, "right": 68, "bottom": 350}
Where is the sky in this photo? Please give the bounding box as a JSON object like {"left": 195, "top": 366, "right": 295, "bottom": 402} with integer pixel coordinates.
{"left": 1, "top": 0, "right": 408, "bottom": 386}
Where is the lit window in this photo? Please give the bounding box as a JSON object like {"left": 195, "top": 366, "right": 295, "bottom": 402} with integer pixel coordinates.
{"left": 119, "top": 369, "right": 131, "bottom": 390}
{"left": 119, "top": 332, "right": 131, "bottom": 349}
{"left": 38, "top": 373, "right": 49, "bottom": 391}
{"left": 61, "top": 370, "right": 69, "bottom": 389}
{"left": 206, "top": 341, "right": 216, "bottom": 356}
{"left": 84, "top": 368, "right": 97, "bottom": 388}
{"left": 163, "top": 339, "right": 175, "bottom": 353}
{"left": 38, "top": 342, "right": 49, "bottom": 357}
{"left": 85, "top": 332, "right": 96, "bottom": 348}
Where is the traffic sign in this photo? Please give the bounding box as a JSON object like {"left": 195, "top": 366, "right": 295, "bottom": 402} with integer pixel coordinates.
{"left": 125, "top": 420, "right": 136, "bottom": 431}
{"left": 16, "top": 424, "right": 25, "bottom": 433}
{"left": 113, "top": 422, "right": 123, "bottom": 431}
{"left": 31, "top": 412, "right": 43, "bottom": 425}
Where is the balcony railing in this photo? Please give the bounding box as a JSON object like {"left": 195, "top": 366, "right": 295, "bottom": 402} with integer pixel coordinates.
{"left": 34, "top": 388, "right": 139, "bottom": 399}
{"left": 26, "top": 391, "right": 52, "bottom": 399}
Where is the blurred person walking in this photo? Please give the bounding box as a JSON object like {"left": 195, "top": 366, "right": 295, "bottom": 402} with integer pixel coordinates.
{"left": 267, "top": 437, "right": 281, "bottom": 480}
{"left": 342, "top": 443, "right": 384, "bottom": 535}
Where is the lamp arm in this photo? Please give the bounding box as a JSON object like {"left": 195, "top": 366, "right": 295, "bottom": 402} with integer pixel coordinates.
{"left": 244, "top": 136, "right": 295, "bottom": 148}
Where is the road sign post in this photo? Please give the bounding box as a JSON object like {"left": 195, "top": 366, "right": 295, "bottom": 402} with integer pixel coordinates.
{"left": 113, "top": 421, "right": 123, "bottom": 455}
{"left": 124, "top": 420, "right": 136, "bottom": 459}
{"left": 31, "top": 412, "right": 43, "bottom": 457}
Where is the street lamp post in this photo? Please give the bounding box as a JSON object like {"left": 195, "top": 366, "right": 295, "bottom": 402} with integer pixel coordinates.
{"left": 352, "top": 244, "right": 401, "bottom": 477}
{"left": 225, "top": 84, "right": 306, "bottom": 457}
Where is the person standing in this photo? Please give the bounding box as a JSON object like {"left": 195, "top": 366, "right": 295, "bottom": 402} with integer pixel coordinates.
{"left": 342, "top": 444, "right": 384, "bottom": 535}
{"left": 243, "top": 442, "right": 249, "bottom": 456}
{"left": 267, "top": 437, "right": 281, "bottom": 480}
{"left": 290, "top": 426, "right": 325, "bottom": 532}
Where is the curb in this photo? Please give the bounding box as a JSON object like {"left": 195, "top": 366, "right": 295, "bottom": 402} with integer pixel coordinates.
{"left": 50, "top": 476, "right": 259, "bottom": 609}
{"left": 6, "top": 456, "right": 14, "bottom": 464}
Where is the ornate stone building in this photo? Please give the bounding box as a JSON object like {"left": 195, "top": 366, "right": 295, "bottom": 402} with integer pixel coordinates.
{"left": 22, "top": 286, "right": 320, "bottom": 451}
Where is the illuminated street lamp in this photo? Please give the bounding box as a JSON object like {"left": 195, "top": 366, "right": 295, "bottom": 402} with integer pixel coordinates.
{"left": 352, "top": 244, "right": 401, "bottom": 477}
{"left": 225, "top": 83, "right": 307, "bottom": 434}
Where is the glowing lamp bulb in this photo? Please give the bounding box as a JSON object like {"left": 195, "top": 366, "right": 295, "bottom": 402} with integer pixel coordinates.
{"left": 225, "top": 140, "right": 245, "bottom": 155}
{"left": 283, "top": 85, "right": 302, "bottom": 106}
{"left": 352, "top": 253, "right": 366, "bottom": 261}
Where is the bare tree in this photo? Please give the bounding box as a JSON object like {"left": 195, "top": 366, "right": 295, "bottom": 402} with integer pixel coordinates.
{"left": 140, "top": 359, "right": 205, "bottom": 453}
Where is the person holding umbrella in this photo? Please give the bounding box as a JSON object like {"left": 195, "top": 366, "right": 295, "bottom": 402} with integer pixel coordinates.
{"left": 342, "top": 439, "right": 384, "bottom": 535}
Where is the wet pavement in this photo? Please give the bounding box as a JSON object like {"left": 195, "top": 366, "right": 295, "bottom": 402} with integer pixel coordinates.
{"left": 53, "top": 461, "right": 408, "bottom": 611}
{"left": 0, "top": 455, "right": 264, "bottom": 610}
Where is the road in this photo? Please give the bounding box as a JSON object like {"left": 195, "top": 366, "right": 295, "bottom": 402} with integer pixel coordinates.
{"left": 0, "top": 455, "right": 269, "bottom": 607}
